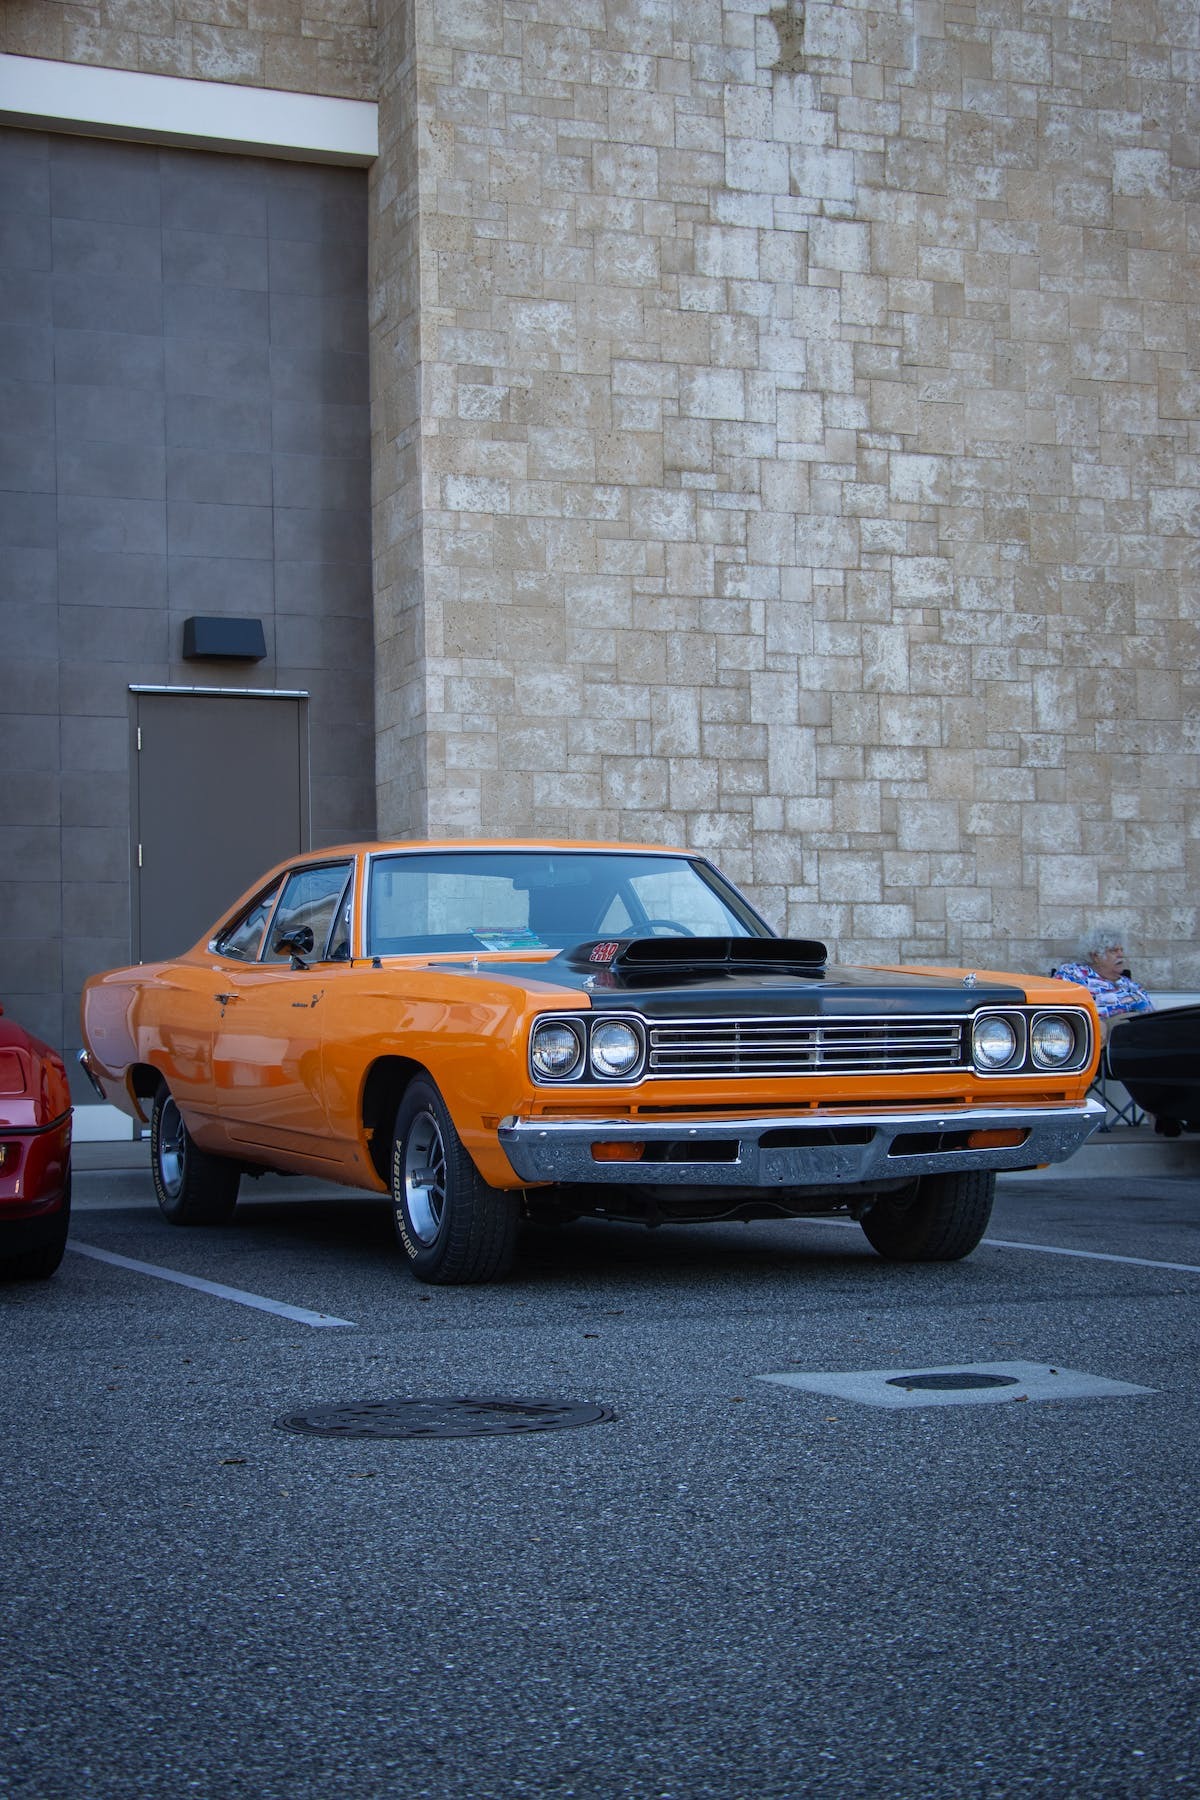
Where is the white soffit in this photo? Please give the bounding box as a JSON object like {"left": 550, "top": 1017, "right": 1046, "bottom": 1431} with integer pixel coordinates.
{"left": 0, "top": 53, "right": 377, "bottom": 165}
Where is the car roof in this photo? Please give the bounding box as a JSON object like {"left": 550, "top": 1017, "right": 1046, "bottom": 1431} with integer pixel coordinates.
{"left": 294, "top": 838, "right": 695, "bottom": 860}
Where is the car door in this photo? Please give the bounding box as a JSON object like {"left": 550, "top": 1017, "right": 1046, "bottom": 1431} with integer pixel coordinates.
{"left": 210, "top": 859, "right": 355, "bottom": 1162}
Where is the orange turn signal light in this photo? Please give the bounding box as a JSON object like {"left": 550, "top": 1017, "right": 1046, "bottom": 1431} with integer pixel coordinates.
{"left": 966, "top": 1129, "right": 1027, "bottom": 1150}
{"left": 591, "top": 1142, "right": 645, "bottom": 1163}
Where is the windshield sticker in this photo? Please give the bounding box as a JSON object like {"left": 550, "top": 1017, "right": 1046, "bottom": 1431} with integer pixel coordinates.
{"left": 470, "top": 929, "right": 546, "bottom": 952}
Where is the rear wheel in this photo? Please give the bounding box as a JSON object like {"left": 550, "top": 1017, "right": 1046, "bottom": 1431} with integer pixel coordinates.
{"left": 150, "top": 1084, "right": 240, "bottom": 1225}
{"left": 391, "top": 1078, "right": 519, "bottom": 1284}
{"left": 860, "top": 1170, "right": 995, "bottom": 1262}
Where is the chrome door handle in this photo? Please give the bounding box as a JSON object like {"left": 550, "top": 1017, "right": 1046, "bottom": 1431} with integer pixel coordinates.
{"left": 214, "top": 993, "right": 239, "bottom": 1005}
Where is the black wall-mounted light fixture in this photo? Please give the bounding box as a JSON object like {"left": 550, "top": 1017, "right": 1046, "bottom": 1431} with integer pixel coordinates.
{"left": 182, "top": 616, "right": 268, "bottom": 661}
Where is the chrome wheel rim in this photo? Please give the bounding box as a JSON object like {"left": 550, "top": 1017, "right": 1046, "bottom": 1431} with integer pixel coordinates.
{"left": 157, "top": 1096, "right": 186, "bottom": 1198}
{"left": 403, "top": 1109, "right": 447, "bottom": 1245}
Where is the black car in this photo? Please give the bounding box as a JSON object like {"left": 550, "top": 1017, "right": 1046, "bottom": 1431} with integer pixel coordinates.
{"left": 1106, "top": 1005, "right": 1200, "bottom": 1137}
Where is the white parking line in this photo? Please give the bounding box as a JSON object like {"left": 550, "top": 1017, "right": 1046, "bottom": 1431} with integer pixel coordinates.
{"left": 808, "top": 1216, "right": 1200, "bottom": 1275}
{"left": 981, "top": 1236, "right": 1200, "bottom": 1275}
{"left": 69, "top": 1242, "right": 356, "bottom": 1327}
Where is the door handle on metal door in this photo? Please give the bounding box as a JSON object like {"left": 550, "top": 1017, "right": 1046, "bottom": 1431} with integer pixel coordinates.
{"left": 214, "top": 993, "right": 239, "bottom": 1006}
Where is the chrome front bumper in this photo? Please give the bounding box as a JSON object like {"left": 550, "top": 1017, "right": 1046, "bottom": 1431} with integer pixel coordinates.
{"left": 76, "top": 1047, "right": 108, "bottom": 1101}
{"left": 497, "top": 1099, "right": 1106, "bottom": 1189}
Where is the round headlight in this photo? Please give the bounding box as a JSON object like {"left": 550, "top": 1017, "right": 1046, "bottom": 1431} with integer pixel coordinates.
{"left": 531, "top": 1020, "right": 583, "bottom": 1079}
{"left": 1031, "top": 1014, "right": 1076, "bottom": 1068}
{"left": 590, "top": 1020, "right": 642, "bottom": 1080}
{"left": 973, "top": 1015, "right": 1019, "bottom": 1071}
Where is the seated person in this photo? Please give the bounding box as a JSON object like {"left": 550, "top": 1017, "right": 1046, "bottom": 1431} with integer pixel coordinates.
{"left": 1053, "top": 929, "right": 1154, "bottom": 1039}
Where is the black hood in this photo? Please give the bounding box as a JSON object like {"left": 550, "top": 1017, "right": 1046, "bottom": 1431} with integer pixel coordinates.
{"left": 436, "top": 937, "right": 1027, "bottom": 1019}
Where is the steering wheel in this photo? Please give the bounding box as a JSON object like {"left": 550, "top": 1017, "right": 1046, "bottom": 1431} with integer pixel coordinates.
{"left": 637, "top": 919, "right": 695, "bottom": 937}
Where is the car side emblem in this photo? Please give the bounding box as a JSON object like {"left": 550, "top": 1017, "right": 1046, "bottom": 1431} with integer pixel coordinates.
{"left": 963, "top": 972, "right": 978, "bottom": 988}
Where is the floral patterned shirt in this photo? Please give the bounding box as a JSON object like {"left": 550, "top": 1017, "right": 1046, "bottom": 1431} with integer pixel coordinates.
{"left": 1052, "top": 962, "right": 1155, "bottom": 1020}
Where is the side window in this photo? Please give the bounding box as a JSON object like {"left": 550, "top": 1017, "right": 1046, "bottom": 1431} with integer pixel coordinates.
{"left": 214, "top": 881, "right": 283, "bottom": 962}
{"left": 327, "top": 873, "right": 354, "bottom": 961}
{"left": 264, "top": 862, "right": 355, "bottom": 964}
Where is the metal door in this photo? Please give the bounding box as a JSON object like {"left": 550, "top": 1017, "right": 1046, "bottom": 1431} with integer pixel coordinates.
{"left": 132, "top": 690, "right": 308, "bottom": 963}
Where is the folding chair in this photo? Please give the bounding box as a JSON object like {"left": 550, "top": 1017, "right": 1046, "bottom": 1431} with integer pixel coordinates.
{"left": 1091, "top": 1049, "right": 1146, "bottom": 1132}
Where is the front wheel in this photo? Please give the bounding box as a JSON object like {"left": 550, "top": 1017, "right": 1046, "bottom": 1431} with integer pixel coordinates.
{"left": 860, "top": 1170, "right": 995, "bottom": 1262}
{"left": 391, "top": 1078, "right": 519, "bottom": 1284}
{"left": 0, "top": 1176, "right": 71, "bottom": 1281}
{"left": 150, "top": 1084, "right": 240, "bottom": 1225}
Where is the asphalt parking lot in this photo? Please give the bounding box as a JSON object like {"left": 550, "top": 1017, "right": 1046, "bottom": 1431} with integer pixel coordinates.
{"left": 3, "top": 1144, "right": 1199, "bottom": 1800}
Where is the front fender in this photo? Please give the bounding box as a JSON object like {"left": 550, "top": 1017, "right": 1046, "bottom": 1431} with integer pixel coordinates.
{"left": 322, "top": 969, "right": 587, "bottom": 1190}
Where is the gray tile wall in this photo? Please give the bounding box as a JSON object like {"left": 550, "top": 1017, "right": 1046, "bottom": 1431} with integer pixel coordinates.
{"left": 0, "top": 127, "right": 374, "bottom": 1073}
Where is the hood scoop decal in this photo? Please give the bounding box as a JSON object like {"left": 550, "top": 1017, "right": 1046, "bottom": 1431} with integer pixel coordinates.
{"left": 556, "top": 936, "right": 828, "bottom": 979}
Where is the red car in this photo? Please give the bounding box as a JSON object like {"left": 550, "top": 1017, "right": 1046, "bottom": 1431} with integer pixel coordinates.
{"left": 0, "top": 1004, "right": 73, "bottom": 1280}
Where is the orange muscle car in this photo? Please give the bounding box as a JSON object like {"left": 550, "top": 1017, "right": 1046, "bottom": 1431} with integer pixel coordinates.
{"left": 79, "top": 840, "right": 1104, "bottom": 1283}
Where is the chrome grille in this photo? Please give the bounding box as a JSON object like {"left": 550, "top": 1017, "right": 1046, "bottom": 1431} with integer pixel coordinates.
{"left": 645, "top": 1014, "right": 967, "bottom": 1078}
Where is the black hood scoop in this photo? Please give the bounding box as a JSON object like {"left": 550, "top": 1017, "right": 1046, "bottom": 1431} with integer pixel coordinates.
{"left": 556, "top": 936, "right": 829, "bottom": 984}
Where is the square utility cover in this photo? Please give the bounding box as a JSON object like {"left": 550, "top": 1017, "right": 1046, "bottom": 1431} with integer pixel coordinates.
{"left": 758, "top": 1361, "right": 1154, "bottom": 1410}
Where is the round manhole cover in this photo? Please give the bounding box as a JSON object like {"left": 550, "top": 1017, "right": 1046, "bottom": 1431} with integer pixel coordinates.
{"left": 886, "top": 1371, "right": 1021, "bottom": 1392}
{"left": 275, "top": 1396, "right": 617, "bottom": 1440}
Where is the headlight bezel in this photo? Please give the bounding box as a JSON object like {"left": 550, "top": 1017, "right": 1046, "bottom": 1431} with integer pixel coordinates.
{"left": 529, "top": 1013, "right": 646, "bottom": 1085}
{"left": 971, "top": 1006, "right": 1092, "bottom": 1077}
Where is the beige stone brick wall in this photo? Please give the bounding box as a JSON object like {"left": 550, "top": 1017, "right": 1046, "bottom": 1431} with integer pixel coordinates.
{"left": 1, "top": 0, "right": 376, "bottom": 100}
{"left": 370, "top": 0, "right": 427, "bottom": 828}
{"left": 371, "top": 0, "right": 1199, "bottom": 987}
{"left": 8, "top": 0, "right": 1196, "bottom": 986}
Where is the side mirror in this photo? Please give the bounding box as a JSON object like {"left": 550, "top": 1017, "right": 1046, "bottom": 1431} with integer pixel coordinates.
{"left": 274, "top": 925, "right": 315, "bottom": 970}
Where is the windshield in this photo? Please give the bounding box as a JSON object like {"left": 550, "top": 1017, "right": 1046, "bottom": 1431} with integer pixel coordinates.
{"left": 365, "top": 850, "right": 767, "bottom": 957}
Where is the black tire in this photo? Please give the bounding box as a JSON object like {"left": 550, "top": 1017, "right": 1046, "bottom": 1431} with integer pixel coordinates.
{"left": 150, "top": 1083, "right": 240, "bottom": 1225}
{"left": 391, "top": 1077, "right": 519, "bottom": 1284}
{"left": 860, "top": 1170, "right": 995, "bottom": 1262}
{"left": 0, "top": 1174, "right": 71, "bottom": 1281}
